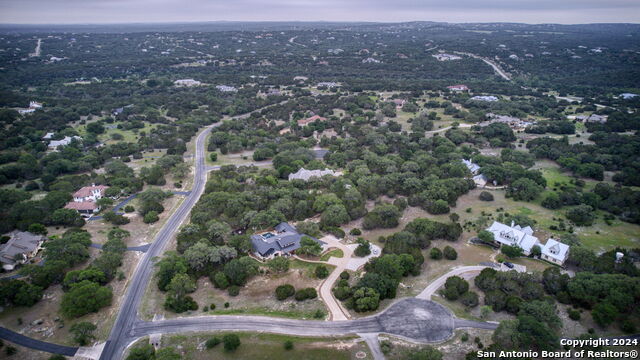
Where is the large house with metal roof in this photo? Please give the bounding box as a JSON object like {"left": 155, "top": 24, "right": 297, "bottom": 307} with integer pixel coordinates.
{"left": 541, "top": 239, "right": 570, "bottom": 265}
{"left": 485, "top": 221, "right": 570, "bottom": 265}
{"left": 251, "top": 222, "right": 324, "bottom": 259}
{"left": 486, "top": 221, "right": 540, "bottom": 256}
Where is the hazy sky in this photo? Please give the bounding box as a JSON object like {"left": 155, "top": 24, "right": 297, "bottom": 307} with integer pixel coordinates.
{"left": 1, "top": 0, "right": 639, "bottom": 24}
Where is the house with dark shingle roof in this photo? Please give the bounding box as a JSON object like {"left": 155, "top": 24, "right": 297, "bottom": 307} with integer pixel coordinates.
{"left": 251, "top": 222, "right": 324, "bottom": 259}
{"left": 0, "top": 231, "right": 45, "bottom": 271}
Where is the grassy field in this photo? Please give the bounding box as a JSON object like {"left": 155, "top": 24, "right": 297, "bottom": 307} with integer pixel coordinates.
{"left": 133, "top": 332, "right": 371, "bottom": 360}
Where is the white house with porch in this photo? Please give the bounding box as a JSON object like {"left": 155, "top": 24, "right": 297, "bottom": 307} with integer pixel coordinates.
{"left": 486, "top": 221, "right": 540, "bottom": 256}
{"left": 541, "top": 239, "right": 570, "bottom": 265}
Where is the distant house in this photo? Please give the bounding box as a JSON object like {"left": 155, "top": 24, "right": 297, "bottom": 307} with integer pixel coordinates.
{"left": 48, "top": 136, "right": 82, "bottom": 150}
{"left": 297, "top": 115, "right": 326, "bottom": 127}
{"left": 541, "top": 239, "right": 570, "bottom": 265}
{"left": 447, "top": 84, "right": 469, "bottom": 92}
{"left": 42, "top": 132, "right": 55, "bottom": 140}
{"left": 483, "top": 113, "right": 533, "bottom": 131}
{"left": 288, "top": 167, "right": 341, "bottom": 182}
{"left": 0, "top": 231, "right": 46, "bottom": 271}
{"left": 317, "top": 82, "right": 339, "bottom": 88}
{"left": 251, "top": 222, "right": 324, "bottom": 259}
{"left": 620, "top": 93, "right": 638, "bottom": 100}
{"left": 362, "top": 57, "right": 381, "bottom": 64}
{"left": 462, "top": 159, "right": 487, "bottom": 187}
{"left": 486, "top": 221, "right": 540, "bottom": 256}
{"left": 72, "top": 184, "right": 109, "bottom": 202}
{"left": 174, "top": 79, "right": 202, "bottom": 87}
{"left": 392, "top": 99, "right": 406, "bottom": 109}
{"left": 574, "top": 114, "right": 608, "bottom": 123}
{"left": 29, "top": 101, "right": 43, "bottom": 109}
{"left": 18, "top": 108, "right": 35, "bottom": 115}
{"left": 65, "top": 184, "right": 109, "bottom": 217}
{"left": 433, "top": 53, "right": 462, "bottom": 61}
{"left": 65, "top": 201, "right": 100, "bottom": 216}
{"left": 471, "top": 96, "right": 499, "bottom": 102}
{"left": 216, "top": 85, "right": 238, "bottom": 92}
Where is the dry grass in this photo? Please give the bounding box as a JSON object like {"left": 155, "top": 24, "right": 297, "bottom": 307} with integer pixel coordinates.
{"left": 140, "top": 265, "right": 328, "bottom": 321}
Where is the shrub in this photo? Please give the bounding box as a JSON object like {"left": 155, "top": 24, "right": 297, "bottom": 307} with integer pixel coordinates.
{"left": 223, "top": 334, "right": 241, "bottom": 352}
{"left": 354, "top": 238, "right": 371, "bottom": 257}
{"left": 164, "top": 295, "right": 198, "bottom": 313}
{"left": 340, "top": 271, "right": 350, "bottom": 280}
{"left": 275, "top": 284, "right": 295, "bottom": 300}
{"left": 479, "top": 191, "right": 494, "bottom": 201}
{"left": 209, "top": 153, "right": 218, "bottom": 162}
{"left": 460, "top": 291, "right": 479, "bottom": 308}
{"left": 202, "top": 305, "right": 208, "bottom": 311}
{"left": 143, "top": 211, "right": 159, "bottom": 224}
{"left": 224, "top": 302, "right": 229, "bottom": 308}
{"left": 501, "top": 244, "right": 523, "bottom": 258}
{"left": 210, "top": 303, "right": 216, "bottom": 310}
{"left": 333, "top": 286, "right": 351, "bottom": 301}
{"left": 212, "top": 272, "right": 229, "bottom": 289}
{"left": 443, "top": 246, "right": 457, "bottom": 260}
{"left": 621, "top": 320, "right": 636, "bottom": 334}
{"left": 228, "top": 285, "right": 240, "bottom": 296}
{"left": 568, "top": 309, "right": 581, "bottom": 321}
{"left": 284, "top": 340, "right": 294, "bottom": 350}
{"left": 124, "top": 205, "right": 135, "bottom": 213}
{"left": 313, "top": 309, "right": 325, "bottom": 319}
{"left": 315, "top": 265, "right": 329, "bottom": 279}
{"left": 430, "top": 248, "right": 442, "bottom": 260}
{"left": 206, "top": 337, "right": 221, "bottom": 349}
{"left": 5, "top": 346, "right": 17, "bottom": 356}
{"left": 294, "top": 287, "right": 317, "bottom": 301}
{"left": 380, "top": 340, "right": 393, "bottom": 355}
{"left": 349, "top": 228, "right": 362, "bottom": 236}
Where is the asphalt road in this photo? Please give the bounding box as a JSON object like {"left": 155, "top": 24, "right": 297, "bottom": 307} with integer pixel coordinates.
{"left": 0, "top": 327, "right": 78, "bottom": 356}
{"left": 129, "top": 298, "right": 493, "bottom": 344}
{"left": 1, "top": 102, "right": 499, "bottom": 359}
{"left": 99, "top": 121, "right": 215, "bottom": 360}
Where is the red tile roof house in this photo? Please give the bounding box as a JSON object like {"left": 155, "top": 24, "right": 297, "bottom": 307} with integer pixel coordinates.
{"left": 297, "top": 115, "right": 326, "bottom": 127}
{"left": 72, "top": 184, "right": 109, "bottom": 202}
{"left": 447, "top": 84, "right": 469, "bottom": 92}
{"left": 65, "top": 184, "right": 109, "bottom": 216}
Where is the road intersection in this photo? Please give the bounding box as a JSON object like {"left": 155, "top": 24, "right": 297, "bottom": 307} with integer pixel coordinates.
{"left": 0, "top": 109, "right": 498, "bottom": 359}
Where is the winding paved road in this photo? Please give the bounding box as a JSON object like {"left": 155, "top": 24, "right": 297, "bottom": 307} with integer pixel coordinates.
{"left": 99, "top": 121, "right": 216, "bottom": 360}
{"left": 0, "top": 104, "right": 499, "bottom": 359}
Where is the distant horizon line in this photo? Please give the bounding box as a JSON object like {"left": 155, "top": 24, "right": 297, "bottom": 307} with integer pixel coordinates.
{"left": 1, "top": 20, "right": 639, "bottom": 26}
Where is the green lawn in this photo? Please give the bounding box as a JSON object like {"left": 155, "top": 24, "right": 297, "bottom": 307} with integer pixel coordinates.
{"left": 320, "top": 249, "right": 344, "bottom": 262}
